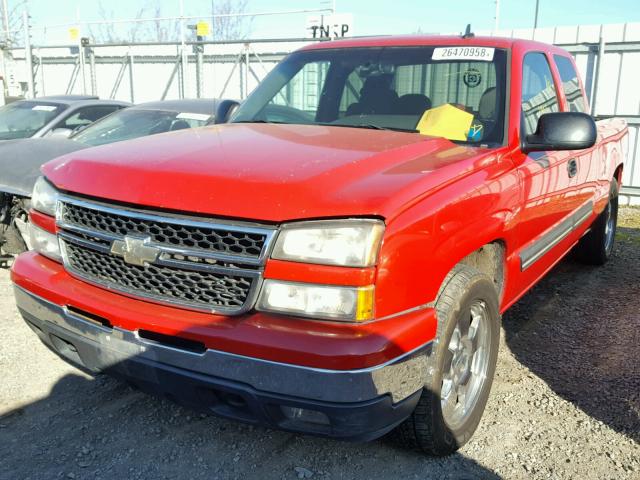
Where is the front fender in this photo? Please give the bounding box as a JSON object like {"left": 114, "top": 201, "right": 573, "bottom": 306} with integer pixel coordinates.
{"left": 375, "top": 160, "right": 520, "bottom": 318}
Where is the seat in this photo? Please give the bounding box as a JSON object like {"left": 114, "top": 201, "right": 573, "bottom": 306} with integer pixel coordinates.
{"left": 478, "top": 87, "right": 497, "bottom": 120}
{"left": 477, "top": 87, "right": 497, "bottom": 139}
{"left": 395, "top": 94, "right": 432, "bottom": 115}
{"left": 346, "top": 75, "right": 398, "bottom": 116}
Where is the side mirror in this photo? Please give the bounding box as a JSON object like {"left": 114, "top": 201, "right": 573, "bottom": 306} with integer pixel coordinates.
{"left": 213, "top": 99, "right": 240, "bottom": 124}
{"left": 48, "top": 127, "right": 73, "bottom": 139}
{"left": 523, "top": 112, "right": 597, "bottom": 153}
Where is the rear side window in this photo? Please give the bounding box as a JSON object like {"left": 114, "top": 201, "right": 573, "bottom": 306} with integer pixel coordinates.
{"left": 553, "top": 55, "right": 587, "bottom": 113}
{"left": 521, "top": 52, "right": 559, "bottom": 137}
{"left": 56, "top": 105, "right": 122, "bottom": 130}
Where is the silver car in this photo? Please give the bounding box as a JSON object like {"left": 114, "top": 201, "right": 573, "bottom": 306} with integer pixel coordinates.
{"left": 0, "top": 98, "right": 225, "bottom": 264}
{"left": 0, "top": 95, "right": 130, "bottom": 141}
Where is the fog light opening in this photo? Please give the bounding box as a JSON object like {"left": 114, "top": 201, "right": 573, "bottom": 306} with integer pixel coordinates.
{"left": 280, "top": 406, "right": 330, "bottom": 426}
{"left": 223, "top": 393, "right": 248, "bottom": 409}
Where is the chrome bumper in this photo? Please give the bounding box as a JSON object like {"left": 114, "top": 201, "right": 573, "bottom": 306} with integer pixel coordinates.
{"left": 14, "top": 285, "right": 431, "bottom": 404}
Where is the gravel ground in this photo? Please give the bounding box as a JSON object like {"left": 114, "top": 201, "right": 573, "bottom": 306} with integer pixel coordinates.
{"left": 0, "top": 209, "right": 638, "bottom": 480}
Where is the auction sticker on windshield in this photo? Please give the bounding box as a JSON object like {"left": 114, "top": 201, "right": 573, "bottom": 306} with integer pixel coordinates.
{"left": 432, "top": 47, "right": 495, "bottom": 61}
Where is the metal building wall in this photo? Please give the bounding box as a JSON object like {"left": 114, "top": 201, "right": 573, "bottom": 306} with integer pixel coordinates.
{"left": 478, "top": 23, "right": 640, "bottom": 205}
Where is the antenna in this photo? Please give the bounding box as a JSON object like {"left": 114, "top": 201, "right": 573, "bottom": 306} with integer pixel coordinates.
{"left": 462, "top": 24, "right": 474, "bottom": 39}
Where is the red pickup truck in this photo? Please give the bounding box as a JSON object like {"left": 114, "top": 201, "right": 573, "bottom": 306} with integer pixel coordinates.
{"left": 11, "top": 35, "right": 627, "bottom": 455}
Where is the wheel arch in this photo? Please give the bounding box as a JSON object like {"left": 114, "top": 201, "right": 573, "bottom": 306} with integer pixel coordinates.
{"left": 614, "top": 163, "right": 623, "bottom": 185}
{"left": 437, "top": 240, "right": 507, "bottom": 304}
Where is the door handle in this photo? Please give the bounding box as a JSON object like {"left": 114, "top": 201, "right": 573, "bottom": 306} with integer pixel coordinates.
{"left": 567, "top": 158, "right": 578, "bottom": 178}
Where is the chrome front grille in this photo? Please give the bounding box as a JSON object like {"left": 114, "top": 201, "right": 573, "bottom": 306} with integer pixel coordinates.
{"left": 61, "top": 200, "right": 268, "bottom": 259}
{"left": 56, "top": 196, "right": 276, "bottom": 314}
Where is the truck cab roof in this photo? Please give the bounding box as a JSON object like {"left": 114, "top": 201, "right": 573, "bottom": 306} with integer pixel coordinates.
{"left": 301, "top": 35, "right": 571, "bottom": 56}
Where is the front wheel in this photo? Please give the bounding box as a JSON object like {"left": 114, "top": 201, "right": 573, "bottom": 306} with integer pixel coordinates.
{"left": 392, "top": 265, "right": 500, "bottom": 456}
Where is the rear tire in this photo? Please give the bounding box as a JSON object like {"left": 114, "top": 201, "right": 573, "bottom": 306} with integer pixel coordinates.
{"left": 575, "top": 178, "right": 619, "bottom": 265}
{"left": 392, "top": 265, "right": 500, "bottom": 456}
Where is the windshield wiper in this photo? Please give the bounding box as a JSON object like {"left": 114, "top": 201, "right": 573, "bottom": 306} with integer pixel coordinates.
{"left": 317, "top": 122, "right": 418, "bottom": 133}
{"left": 232, "top": 120, "right": 289, "bottom": 124}
{"left": 232, "top": 120, "right": 418, "bottom": 133}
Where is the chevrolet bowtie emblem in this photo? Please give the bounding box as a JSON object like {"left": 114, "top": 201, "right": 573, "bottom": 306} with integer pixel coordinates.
{"left": 110, "top": 236, "right": 160, "bottom": 266}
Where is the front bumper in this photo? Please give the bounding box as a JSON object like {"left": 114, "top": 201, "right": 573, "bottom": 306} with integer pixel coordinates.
{"left": 14, "top": 285, "right": 430, "bottom": 440}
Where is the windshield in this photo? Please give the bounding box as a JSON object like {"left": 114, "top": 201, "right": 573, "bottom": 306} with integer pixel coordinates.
{"left": 71, "top": 108, "right": 212, "bottom": 147}
{"left": 0, "top": 101, "right": 65, "bottom": 140}
{"left": 233, "top": 46, "right": 508, "bottom": 145}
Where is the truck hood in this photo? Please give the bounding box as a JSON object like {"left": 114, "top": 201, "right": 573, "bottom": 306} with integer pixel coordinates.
{"left": 0, "top": 138, "right": 88, "bottom": 197}
{"left": 43, "top": 123, "right": 495, "bottom": 222}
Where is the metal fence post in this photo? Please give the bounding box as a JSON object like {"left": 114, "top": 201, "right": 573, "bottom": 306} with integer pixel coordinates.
{"left": 128, "top": 52, "right": 135, "bottom": 102}
{"left": 89, "top": 48, "right": 97, "bottom": 96}
{"left": 239, "top": 52, "right": 244, "bottom": 98}
{"left": 243, "top": 43, "right": 250, "bottom": 99}
{"left": 38, "top": 48, "right": 45, "bottom": 96}
{"left": 196, "top": 47, "right": 203, "bottom": 98}
{"left": 591, "top": 36, "right": 605, "bottom": 116}
{"left": 23, "top": 10, "right": 34, "bottom": 98}
{"left": 179, "top": 0, "right": 188, "bottom": 98}
{"left": 78, "top": 40, "right": 87, "bottom": 95}
{"left": 179, "top": 50, "right": 187, "bottom": 99}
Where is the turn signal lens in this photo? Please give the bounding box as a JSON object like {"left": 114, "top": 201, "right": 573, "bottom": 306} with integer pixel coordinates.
{"left": 257, "top": 280, "right": 374, "bottom": 322}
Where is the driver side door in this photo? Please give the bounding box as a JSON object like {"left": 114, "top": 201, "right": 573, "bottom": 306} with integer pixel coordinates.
{"left": 514, "top": 52, "right": 583, "bottom": 275}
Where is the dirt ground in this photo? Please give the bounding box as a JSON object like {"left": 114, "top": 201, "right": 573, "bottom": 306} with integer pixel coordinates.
{"left": 0, "top": 209, "right": 638, "bottom": 480}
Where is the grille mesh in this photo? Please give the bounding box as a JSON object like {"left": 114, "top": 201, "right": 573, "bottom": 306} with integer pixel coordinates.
{"left": 65, "top": 242, "right": 253, "bottom": 309}
{"left": 62, "top": 202, "right": 266, "bottom": 258}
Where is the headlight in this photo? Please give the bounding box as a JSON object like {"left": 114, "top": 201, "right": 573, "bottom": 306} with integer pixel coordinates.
{"left": 32, "top": 177, "right": 59, "bottom": 216}
{"left": 30, "top": 223, "right": 62, "bottom": 262}
{"left": 256, "top": 280, "right": 374, "bottom": 322}
{"left": 271, "top": 220, "right": 384, "bottom": 267}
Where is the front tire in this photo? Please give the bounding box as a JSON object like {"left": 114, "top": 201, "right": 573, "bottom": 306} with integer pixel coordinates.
{"left": 392, "top": 265, "right": 500, "bottom": 456}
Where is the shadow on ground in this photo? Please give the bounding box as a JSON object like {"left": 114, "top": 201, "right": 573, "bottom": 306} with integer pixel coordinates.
{"left": 502, "top": 227, "right": 640, "bottom": 444}
{"left": 0, "top": 371, "right": 499, "bottom": 480}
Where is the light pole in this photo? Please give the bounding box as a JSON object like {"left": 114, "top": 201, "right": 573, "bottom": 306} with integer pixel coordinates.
{"left": 2, "top": 0, "right": 10, "bottom": 43}
{"left": 23, "top": 10, "right": 34, "bottom": 98}
{"left": 494, "top": 0, "right": 500, "bottom": 32}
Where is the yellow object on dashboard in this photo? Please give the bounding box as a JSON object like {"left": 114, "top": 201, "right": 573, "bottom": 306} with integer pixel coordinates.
{"left": 417, "top": 104, "right": 474, "bottom": 141}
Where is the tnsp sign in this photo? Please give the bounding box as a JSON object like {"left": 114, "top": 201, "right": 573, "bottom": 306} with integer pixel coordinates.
{"left": 306, "top": 14, "right": 353, "bottom": 39}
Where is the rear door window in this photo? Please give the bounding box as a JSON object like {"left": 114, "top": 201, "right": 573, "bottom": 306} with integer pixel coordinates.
{"left": 56, "top": 105, "right": 123, "bottom": 131}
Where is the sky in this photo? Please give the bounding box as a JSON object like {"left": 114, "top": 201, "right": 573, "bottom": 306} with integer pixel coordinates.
{"left": 8, "top": 0, "right": 640, "bottom": 44}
